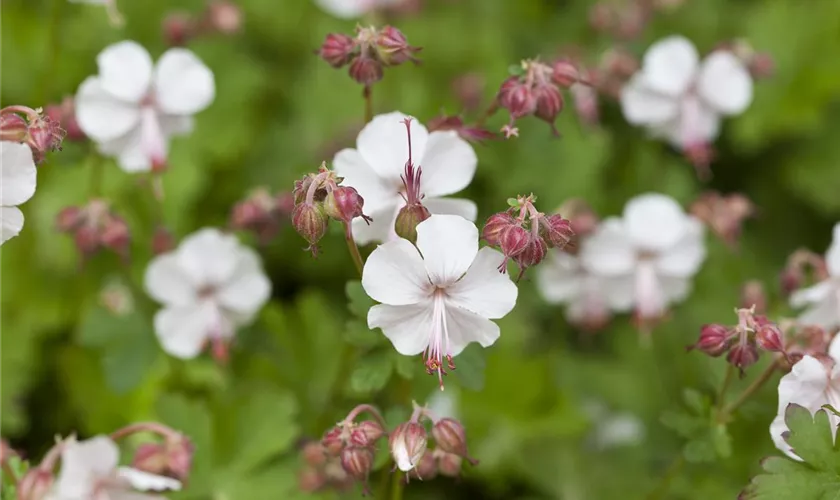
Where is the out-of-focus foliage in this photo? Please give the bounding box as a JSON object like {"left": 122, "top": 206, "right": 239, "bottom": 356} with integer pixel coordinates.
{"left": 2, "top": 0, "right": 840, "bottom": 498}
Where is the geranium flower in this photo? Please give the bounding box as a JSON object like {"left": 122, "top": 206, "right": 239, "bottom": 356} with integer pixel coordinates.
{"left": 144, "top": 228, "right": 271, "bottom": 359}
{"left": 52, "top": 435, "right": 180, "bottom": 499}
{"left": 790, "top": 223, "right": 840, "bottom": 330}
{"left": 362, "top": 215, "right": 517, "bottom": 388}
{"left": 1, "top": 142, "right": 37, "bottom": 245}
{"left": 333, "top": 111, "right": 477, "bottom": 245}
{"left": 75, "top": 41, "right": 214, "bottom": 173}
{"left": 315, "top": 0, "right": 404, "bottom": 19}
{"left": 579, "top": 193, "right": 706, "bottom": 321}
{"left": 620, "top": 35, "right": 753, "bottom": 153}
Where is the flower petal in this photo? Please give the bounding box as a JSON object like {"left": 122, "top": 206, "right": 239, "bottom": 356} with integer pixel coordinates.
{"left": 97, "top": 41, "right": 153, "bottom": 103}
{"left": 623, "top": 193, "right": 689, "bottom": 251}
{"left": 790, "top": 280, "right": 833, "bottom": 308}
{"left": 660, "top": 275, "right": 692, "bottom": 304}
{"left": 536, "top": 250, "right": 583, "bottom": 304}
{"left": 657, "top": 95, "right": 721, "bottom": 150}
{"left": 826, "top": 223, "right": 840, "bottom": 277}
{"left": 176, "top": 228, "right": 241, "bottom": 287}
{"left": 75, "top": 76, "right": 141, "bottom": 142}
{"left": 350, "top": 204, "right": 399, "bottom": 245}
{"left": 579, "top": 218, "right": 636, "bottom": 277}
{"left": 56, "top": 436, "right": 119, "bottom": 498}
{"left": 357, "top": 111, "right": 429, "bottom": 181}
{"left": 98, "top": 125, "right": 161, "bottom": 173}
{"left": 0, "top": 206, "right": 24, "bottom": 245}
{"left": 333, "top": 148, "right": 398, "bottom": 213}
{"left": 362, "top": 238, "right": 430, "bottom": 305}
{"left": 600, "top": 275, "right": 636, "bottom": 312}
{"left": 117, "top": 467, "right": 182, "bottom": 491}
{"left": 160, "top": 114, "right": 194, "bottom": 136}
{"left": 769, "top": 414, "right": 799, "bottom": 461}
{"left": 417, "top": 131, "right": 477, "bottom": 198}
{"left": 368, "top": 302, "right": 433, "bottom": 355}
{"left": 154, "top": 48, "right": 216, "bottom": 115}
{"left": 415, "top": 214, "right": 478, "bottom": 285}
{"left": 619, "top": 75, "right": 679, "bottom": 125}
{"left": 144, "top": 252, "right": 198, "bottom": 306}
{"left": 655, "top": 217, "right": 706, "bottom": 277}
{"left": 423, "top": 197, "right": 478, "bottom": 222}
{"left": 446, "top": 247, "right": 518, "bottom": 319}
{"left": 315, "top": 0, "right": 369, "bottom": 18}
{"left": 697, "top": 51, "right": 753, "bottom": 115}
{"left": 216, "top": 248, "right": 271, "bottom": 316}
{"left": 445, "top": 304, "right": 500, "bottom": 356}
{"left": 640, "top": 35, "right": 698, "bottom": 96}
{"left": 154, "top": 304, "right": 214, "bottom": 359}
{"left": 1, "top": 142, "right": 36, "bottom": 206}
{"left": 796, "top": 293, "right": 840, "bottom": 330}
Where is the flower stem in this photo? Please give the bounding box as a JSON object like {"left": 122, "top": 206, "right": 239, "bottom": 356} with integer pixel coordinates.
{"left": 722, "top": 361, "right": 778, "bottom": 417}
{"left": 1, "top": 461, "right": 19, "bottom": 484}
{"left": 716, "top": 364, "right": 735, "bottom": 408}
{"left": 363, "top": 85, "right": 373, "bottom": 124}
{"left": 390, "top": 471, "right": 404, "bottom": 500}
{"left": 645, "top": 454, "right": 684, "bottom": 500}
{"left": 344, "top": 222, "right": 364, "bottom": 277}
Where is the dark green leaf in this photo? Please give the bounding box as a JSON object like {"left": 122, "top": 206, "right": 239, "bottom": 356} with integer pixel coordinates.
{"left": 349, "top": 351, "right": 393, "bottom": 394}
{"left": 453, "top": 344, "right": 486, "bottom": 391}
{"left": 346, "top": 279, "right": 375, "bottom": 319}
{"left": 229, "top": 387, "right": 299, "bottom": 473}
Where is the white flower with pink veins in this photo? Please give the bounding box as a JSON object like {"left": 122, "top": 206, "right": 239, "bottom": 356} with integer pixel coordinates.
{"left": 332, "top": 111, "right": 478, "bottom": 245}
{"left": 620, "top": 35, "right": 753, "bottom": 152}
{"left": 362, "top": 215, "right": 517, "bottom": 388}
{"left": 1, "top": 142, "right": 37, "bottom": 245}
{"left": 316, "top": 0, "right": 405, "bottom": 19}
{"left": 789, "top": 223, "right": 840, "bottom": 330}
{"left": 75, "top": 41, "right": 215, "bottom": 173}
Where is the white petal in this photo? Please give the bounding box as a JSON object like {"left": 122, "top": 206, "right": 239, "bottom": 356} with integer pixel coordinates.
{"left": 392, "top": 440, "right": 414, "bottom": 471}
{"left": 154, "top": 304, "right": 213, "bottom": 359}
{"left": 826, "top": 223, "right": 840, "bottom": 277}
{"left": 790, "top": 280, "right": 833, "bottom": 308}
{"left": 830, "top": 332, "right": 840, "bottom": 362}
{"left": 350, "top": 204, "right": 399, "bottom": 245}
{"left": 176, "top": 228, "right": 241, "bottom": 287}
{"left": 417, "top": 131, "right": 477, "bottom": 198}
{"left": 660, "top": 275, "right": 692, "bottom": 304}
{"left": 144, "top": 253, "right": 198, "bottom": 306}
{"left": 796, "top": 293, "right": 840, "bottom": 330}
{"left": 56, "top": 436, "right": 119, "bottom": 497}
{"left": 600, "top": 275, "right": 636, "bottom": 312}
{"left": 97, "top": 41, "right": 153, "bottom": 103}
{"left": 362, "top": 238, "right": 431, "bottom": 305}
{"left": 623, "top": 193, "right": 689, "bottom": 251}
{"left": 619, "top": 75, "right": 679, "bottom": 125}
{"left": 697, "top": 51, "right": 753, "bottom": 115}
{"left": 536, "top": 250, "right": 583, "bottom": 304}
{"left": 0, "top": 206, "right": 24, "bottom": 245}
{"left": 634, "top": 262, "right": 666, "bottom": 319}
{"left": 98, "top": 126, "right": 155, "bottom": 173}
{"left": 668, "top": 96, "right": 721, "bottom": 148}
{"left": 640, "top": 35, "right": 699, "bottom": 96}
{"left": 216, "top": 248, "right": 271, "bottom": 316}
{"left": 117, "top": 467, "right": 182, "bottom": 491}
{"left": 444, "top": 304, "right": 500, "bottom": 356}
{"left": 446, "top": 247, "right": 518, "bottom": 319}
{"left": 423, "top": 197, "right": 478, "bottom": 222}
{"left": 1, "top": 142, "right": 36, "bottom": 206}
{"left": 368, "top": 302, "right": 433, "bottom": 355}
{"left": 777, "top": 356, "right": 832, "bottom": 413}
{"left": 415, "top": 215, "right": 478, "bottom": 285}
{"left": 655, "top": 217, "right": 706, "bottom": 277}
{"left": 332, "top": 148, "right": 398, "bottom": 213}
{"left": 316, "top": 0, "right": 369, "bottom": 18}
{"left": 357, "top": 111, "right": 429, "bottom": 181}
{"left": 74, "top": 77, "right": 141, "bottom": 142}
{"left": 769, "top": 414, "right": 799, "bottom": 461}
{"left": 579, "top": 218, "right": 636, "bottom": 277}
{"left": 160, "top": 114, "right": 194, "bottom": 136}
{"left": 154, "top": 48, "right": 215, "bottom": 115}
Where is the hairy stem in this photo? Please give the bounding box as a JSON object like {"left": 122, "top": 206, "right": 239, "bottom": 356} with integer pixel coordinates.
{"left": 722, "top": 361, "right": 778, "bottom": 417}
{"left": 363, "top": 85, "right": 373, "bottom": 124}
{"left": 390, "top": 471, "right": 405, "bottom": 500}
{"left": 344, "top": 222, "right": 365, "bottom": 277}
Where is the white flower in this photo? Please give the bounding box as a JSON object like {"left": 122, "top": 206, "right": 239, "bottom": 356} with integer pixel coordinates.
{"left": 144, "top": 228, "right": 271, "bottom": 359}
{"left": 362, "top": 214, "right": 517, "bottom": 387}
{"left": 1, "top": 142, "right": 37, "bottom": 245}
{"left": 620, "top": 35, "right": 753, "bottom": 150}
{"left": 770, "top": 336, "right": 840, "bottom": 460}
{"left": 75, "top": 41, "right": 214, "bottom": 173}
{"left": 316, "top": 0, "right": 404, "bottom": 19}
{"left": 333, "top": 111, "right": 478, "bottom": 245}
{"left": 790, "top": 223, "right": 840, "bottom": 330}
{"left": 579, "top": 193, "right": 706, "bottom": 320}
{"left": 51, "top": 435, "right": 180, "bottom": 500}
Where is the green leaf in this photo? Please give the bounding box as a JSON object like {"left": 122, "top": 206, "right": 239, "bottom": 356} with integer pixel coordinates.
{"left": 682, "top": 388, "right": 709, "bottom": 415}
{"left": 217, "top": 457, "right": 304, "bottom": 500}
{"left": 229, "top": 387, "right": 299, "bottom": 474}
{"left": 453, "top": 344, "right": 486, "bottom": 391}
{"left": 506, "top": 197, "right": 519, "bottom": 207}
{"left": 393, "top": 353, "right": 416, "bottom": 380}
{"left": 712, "top": 424, "right": 733, "bottom": 459}
{"left": 349, "top": 351, "right": 393, "bottom": 394}
{"left": 507, "top": 64, "right": 524, "bottom": 76}
{"left": 683, "top": 438, "right": 716, "bottom": 464}
{"left": 346, "top": 279, "right": 375, "bottom": 319}
{"left": 344, "top": 319, "right": 382, "bottom": 348}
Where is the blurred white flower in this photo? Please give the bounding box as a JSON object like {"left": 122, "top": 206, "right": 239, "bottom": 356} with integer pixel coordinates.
{"left": 583, "top": 401, "right": 646, "bottom": 450}
{"left": 362, "top": 215, "right": 517, "bottom": 388}
{"left": 316, "top": 0, "right": 404, "bottom": 19}
{"left": 620, "top": 35, "right": 753, "bottom": 151}
{"left": 790, "top": 223, "right": 840, "bottom": 330}
{"left": 333, "top": 111, "right": 477, "bottom": 245}
{"left": 1, "top": 142, "right": 37, "bottom": 245}
{"left": 144, "top": 228, "right": 271, "bottom": 359}
{"left": 51, "top": 435, "right": 180, "bottom": 500}
{"left": 579, "top": 193, "right": 706, "bottom": 321}
{"left": 75, "top": 41, "right": 214, "bottom": 173}
{"left": 770, "top": 335, "right": 840, "bottom": 460}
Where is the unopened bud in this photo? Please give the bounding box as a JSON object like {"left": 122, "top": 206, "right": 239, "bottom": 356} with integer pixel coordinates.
{"left": 207, "top": 0, "right": 242, "bottom": 35}
{"left": 539, "top": 214, "right": 574, "bottom": 248}
{"left": 324, "top": 186, "right": 370, "bottom": 224}
{"left": 340, "top": 446, "right": 374, "bottom": 482}
{"left": 756, "top": 323, "right": 784, "bottom": 353}
{"left": 322, "top": 426, "right": 344, "bottom": 456}
{"left": 164, "top": 435, "right": 194, "bottom": 482}
{"left": 56, "top": 206, "right": 83, "bottom": 232}
{"left": 431, "top": 418, "right": 477, "bottom": 465}
{"left": 482, "top": 212, "right": 516, "bottom": 247}
{"left": 389, "top": 422, "right": 427, "bottom": 472}
{"left": 349, "top": 56, "right": 383, "bottom": 86}
{"left": 552, "top": 60, "right": 579, "bottom": 88}
{"left": 436, "top": 451, "right": 463, "bottom": 478}
{"left": 0, "top": 113, "right": 28, "bottom": 142}
{"left": 727, "top": 343, "right": 759, "bottom": 373}
{"left": 298, "top": 467, "right": 326, "bottom": 492}
{"left": 100, "top": 216, "right": 131, "bottom": 258}
{"left": 17, "top": 468, "right": 54, "bottom": 500}
{"left": 319, "top": 33, "right": 356, "bottom": 68}
{"left": 499, "top": 225, "right": 529, "bottom": 258}
{"left": 395, "top": 203, "right": 431, "bottom": 243}
{"left": 45, "top": 97, "right": 85, "bottom": 142}
{"left": 498, "top": 76, "right": 536, "bottom": 119}
{"left": 376, "top": 26, "right": 420, "bottom": 65}
{"left": 163, "top": 13, "right": 195, "bottom": 47}
{"left": 533, "top": 84, "right": 564, "bottom": 131}
{"left": 689, "top": 324, "right": 732, "bottom": 357}
{"left": 408, "top": 450, "right": 437, "bottom": 480}
{"left": 301, "top": 441, "right": 328, "bottom": 467}
{"left": 132, "top": 443, "right": 169, "bottom": 476}
{"left": 292, "top": 203, "right": 328, "bottom": 254}
{"left": 513, "top": 235, "right": 547, "bottom": 271}
{"left": 588, "top": 3, "right": 614, "bottom": 32}
{"left": 351, "top": 420, "right": 385, "bottom": 447}
{"left": 26, "top": 115, "right": 64, "bottom": 163}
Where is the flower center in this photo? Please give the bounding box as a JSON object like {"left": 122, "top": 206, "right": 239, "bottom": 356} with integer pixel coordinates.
{"left": 424, "top": 288, "right": 456, "bottom": 390}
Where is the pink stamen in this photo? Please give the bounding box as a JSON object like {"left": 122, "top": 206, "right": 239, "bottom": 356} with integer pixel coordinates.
{"left": 423, "top": 289, "right": 455, "bottom": 390}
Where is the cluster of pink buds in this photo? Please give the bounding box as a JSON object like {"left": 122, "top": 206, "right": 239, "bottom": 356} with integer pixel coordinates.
{"left": 317, "top": 25, "right": 421, "bottom": 87}
{"left": 776, "top": 321, "right": 833, "bottom": 369}
{"left": 590, "top": 47, "right": 639, "bottom": 99}
{"left": 719, "top": 39, "right": 775, "bottom": 79}
{"left": 554, "top": 197, "right": 600, "bottom": 254}
{"left": 291, "top": 162, "right": 372, "bottom": 256}
{"left": 779, "top": 248, "right": 828, "bottom": 297}
{"left": 1, "top": 105, "right": 64, "bottom": 164}
{"left": 56, "top": 199, "right": 130, "bottom": 262}
{"left": 483, "top": 194, "right": 574, "bottom": 280}
{"left": 44, "top": 97, "right": 85, "bottom": 143}
{"left": 496, "top": 59, "right": 582, "bottom": 137}
{"left": 163, "top": 0, "right": 242, "bottom": 47}
{"left": 589, "top": 0, "right": 682, "bottom": 40}
{"left": 230, "top": 188, "right": 295, "bottom": 244}
{"left": 688, "top": 306, "right": 786, "bottom": 374}
{"left": 689, "top": 191, "right": 755, "bottom": 248}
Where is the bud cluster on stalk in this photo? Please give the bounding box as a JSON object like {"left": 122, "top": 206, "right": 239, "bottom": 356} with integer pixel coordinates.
{"left": 689, "top": 191, "right": 755, "bottom": 248}
{"left": 230, "top": 188, "right": 295, "bottom": 243}
{"left": 777, "top": 322, "right": 833, "bottom": 369}
{"left": 291, "top": 162, "right": 372, "bottom": 256}
{"left": 1, "top": 105, "right": 65, "bottom": 164}
{"left": 426, "top": 114, "right": 498, "bottom": 144}
{"left": 779, "top": 248, "right": 829, "bottom": 298}
{"left": 131, "top": 433, "right": 194, "bottom": 483}
{"left": 483, "top": 194, "right": 574, "bottom": 280}
{"left": 56, "top": 199, "right": 131, "bottom": 262}
{"left": 317, "top": 25, "right": 421, "bottom": 87}
{"left": 162, "top": 0, "right": 242, "bottom": 47}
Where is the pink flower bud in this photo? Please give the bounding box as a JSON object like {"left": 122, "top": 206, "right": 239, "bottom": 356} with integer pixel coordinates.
{"left": 100, "top": 215, "right": 131, "bottom": 258}
{"left": 395, "top": 203, "right": 431, "bottom": 243}
{"left": 588, "top": 3, "right": 614, "bottom": 32}
{"left": 727, "top": 343, "right": 759, "bottom": 373}
{"left": 319, "top": 33, "right": 356, "bottom": 68}
{"left": 352, "top": 420, "right": 385, "bottom": 447}
{"left": 339, "top": 446, "right": 374, "bottom": 482}
{"left": 688, "top": 324, "right": 732, "bottom": 357}
{"left": 513, "top": 235, "right": 547, "bottom": 276}
{"left": 324, "top": 186, "right": 371, "bottom": 224}
{"left": 452, "top": 73, "right": 485, "bottom": 112}
{"left": 552, "top": 60, "right": 579, "bottom": 88}
{"left": 0, "top": 113, "right": 28, "bottom": 142}
{"left": 132, "top": 443, "right": 169, "bottom": 475}
{"left": 431, "top": 418, "right": 478, "bottom": 465}
{"left": 298, "top": 467, "right": 326, "bottom": 492}
{"left": 56, "top": 206, "right": 84, "bottom": 233}
{"left": 408, "top": 450, "right": 437, "bottom": 480}
{"left": 482, "top": 212, "right": 516, "bottom": 247}
{"left": 498, "top": 76, "right": 537, "bottom": 119}
{"left": 292, "top": 203, "right": 329, "bottom": 255}
{"left": 322, "top": 426, "right": 344, "bottom": 456}
{"left": 533, "top": 83, "right": 564, "bottom": 131}
{"left": 436, "top": 451, "right": 463, "bottom": 478}
{"left": 756, "top": 323, "right": 784, "bottom": 353}
{"left": 152, "top": 226, "right": 175, "bottom": 255}
{"left": 499, "top": 224, "right": 530, "bottom": 258}
{"left": 164, "top": 435, "right": 194, "bottom": 482}
{"left": 749, "top": 52, "right": 775, "bottom": 79}
{"left": 26, "top": 115, "right": 64, "bottom": 163}
{"left": 45, "top": 97, "right": 85, "bottom": 142}
{"left": 349, "top": 55, "right": 384, "bottom": 86}
{"left": 75, "top": 225, "right": 101, "bottom": 256}
{"left": 207, "top": 0, "right": 241, "bottom": 35}
{"left": 539, "top": 213, "right": 574, "bottom": 249}
{"left": 163, "top": 13, "right": 195, "bottom": 47}
{"left": 301, "top": 441, "right": 328, "bottom": 467}
{"left": 389, "top": 422, "right": 427, "bottom": 472}
{"left": 376, "top": 26, "right": 421, "bottom": 66}
{"left": 17, "top": 468, "right": 54, "bottom": 500}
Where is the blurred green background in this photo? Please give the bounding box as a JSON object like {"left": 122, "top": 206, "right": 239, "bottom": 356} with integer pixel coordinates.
{"left": 2, "top": 0, "right": 840, "bottom": 498}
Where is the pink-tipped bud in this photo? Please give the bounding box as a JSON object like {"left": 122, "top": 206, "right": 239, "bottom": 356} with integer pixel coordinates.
{"left": 163, "top": 13, "right": 195, "bottom": 47}
{"left": 588, "top": 3, "right": 614, "bottom": 32}
{"left": 56, "top": 206, "right": 84, "bottom": 233}
{"left": 0, "top": 113, "right": 28, "bottom": 142}
{"left": 513, "top": 235, "right": 547, "bottom": 274}
{"left": 689, "top": 324, "right": 732, "bottom": 357}
{"left": 17, "top": 468, "right": 54, "bottom": 500}
{"left": 539, "top": 214, "right": 574, "bottom": 249}
{"left": 756, "top": 323, "right": 784, "bottom": 353}
{"left": 207, "top": 0, "right": 242, "bottom": 35}
{"left": 533, "top": 84, "right": 564, "bottom": 131}
{"left": 498, "top": 76, "right": 537, "bottom": 119}
{"left": 339, "top": 446, "right": 374, "bottom": 482}
{"left": 45, "top": 97, "right": 86, "bottom": 142}
{"left": 431, "top": 418, "right": 477, "bottom": 465}
{"left": 322, "top": 426, "right": 344, "bottom": 456}
{"left": 395, "top": 203, "right": 431, "bottom": 243}
{"left": 552, "top": 60, "right": 579, "bottom": 88}
{"left": 319, "top": 33, "right": 356, "bottom": 68}
{"left": 349, "top": 55, "right": 384, "bottom": 86}
{"left": 133, "top": 435, "right": 193, "bottom": 482}
{"left": 409, "top": 450, "right": 438, "bottom": 480}
{"left": 727, "top": 343, "right": 759, "bottom": 373}
{"left": 152, "top": 226, "right": 175, "bottom": 255}
{"left": 132, "top": 443, "right": 169, "bottom": 476}
{"left": 436, "top": 451, "right": 463, "bottom": 478}
{"left": 779, "top": 268, "right": 802, "bottom": 297}
{"left": 324, "top": 186, "right": 370, "bottom": 224}
{"left": 499, "top": 225, "right": 530, "bottom": 258}
{"left": 292, "top": 203, "right": 328, "bottom": 255}
{"left": 302, "top": 441, "right": 328, "bottom": 467}
{"left": 389, "top": 422, "right": 427, "bottom": 472}
{"left": 100, "top": 215, "right": 131, "bottom": 258}
{"left": 749, "top": 52, "right": 775, "bottom": 79}
{"left": 482, "top": 212, "right": 516, "bottom": 247}
{"left": 351, "top": 420, "right": 385, "bottom": 447}
{"left": 376, "top": 26, "right": 420, "bottom": 65}
{"left": 26, "top": 115, "right": 64, "bottom": 163}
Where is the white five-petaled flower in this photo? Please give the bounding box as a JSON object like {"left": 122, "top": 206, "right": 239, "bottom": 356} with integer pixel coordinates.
{"left": 1, "top": 142, "right": 37, "bottom": 245}
{"left": 620, "top": 35, "right": 753, "bottom": 151}
{"left": 50, "top": 435, "right": 180, "bottom": 500}
{"left": 362, "top": 214, "right": 517, "bottom": 388}
{"left": 771, "top": 336, "right": 840, "bottom": 460}
{"left": 315, "top": 0, "right": 404, "bottom": 19}
{"left": 790, "top": 223, "right": 840, "bottom": 330}
{"left": 75, "top": 41, "right": 215, "bottom": 173}
{"left": 333, "top": 111, "right": 478, "bottom": 245}
{"left": 144, "top": 228, "right": 271, "bottom": 359}
{"left": 579, "top": 193, "right": 706, "bottom": 321}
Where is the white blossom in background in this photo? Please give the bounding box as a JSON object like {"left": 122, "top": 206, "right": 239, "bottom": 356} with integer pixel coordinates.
{"left": 770, "top": 335, "right": 840, "bottom": 460}
{"left": 789, "top": 223, "right": 840, "bottom": 330}
{"left": 1, "top": 142, "right": 37, "bottom": 245}
{"left": 316, "top": 0, "right": 404, "bottom": 19}
{"left": 75, "top": 41, "right": 215, "bottom": 173}
{"left": 144, "top": 228, "right": 271, "bottom": 359}
{"left": 362, "top": 215, "right": 517, "bottom": 388}
{"left": 620, "top": 35, "right": 753, "bottom": 152}
{"left": 333, "top": 111, "right": 478, "bottom": 245}
{"left": 579, "top": 193, "right": 706, "bottom": 321}
{"left": 51, "top": 435, "right": 180, "bottom": 499}
{"left": 582, "top": 401, "right": 646, "bottom": 450}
